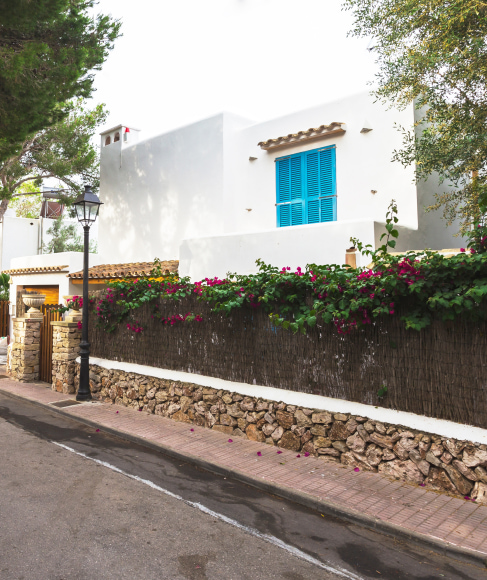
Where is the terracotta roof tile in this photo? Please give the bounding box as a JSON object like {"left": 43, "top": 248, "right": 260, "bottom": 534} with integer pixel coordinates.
{"left": 258, "top": 122, "right": 346, "bottom": 151}
{"left": 68, "top": 260, "right": 179, "bottom": 280}
{"left": 4, "top": 265, "right": 69, "bottom": 275}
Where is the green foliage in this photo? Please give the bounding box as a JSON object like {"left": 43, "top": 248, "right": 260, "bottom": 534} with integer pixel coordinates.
{"left": 0, "top": 100, "right": 107, "bottom": 217}
{"left": 377, "top": 385, "right": 388, "bottom": 399}
{"left": 0, "top": 272, "right": 10, "bottom": 301}
{"left": 342, "top": 0, "right": 487, "bottom": 234}
{"left": 8, "top": 183, "right": 42, "bottom": 218}
{"left": 0, "top": 0, "right": 120, "bottom": 162}
{"left": 43, "top": 217, "right": 97, "bottom": 253}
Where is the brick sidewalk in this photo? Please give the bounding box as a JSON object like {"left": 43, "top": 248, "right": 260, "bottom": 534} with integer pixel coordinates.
{"left": 2, "top": 377, "right": 487, "bottom": 562}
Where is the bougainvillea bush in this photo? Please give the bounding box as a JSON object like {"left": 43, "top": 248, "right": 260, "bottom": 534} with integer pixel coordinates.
{"left": 91, "top": 203, "right": 487, "bottom": 335}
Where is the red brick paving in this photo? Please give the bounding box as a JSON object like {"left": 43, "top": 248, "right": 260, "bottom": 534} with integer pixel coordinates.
{"left": 1, "top": 377, "right": 487, "bottom": 558}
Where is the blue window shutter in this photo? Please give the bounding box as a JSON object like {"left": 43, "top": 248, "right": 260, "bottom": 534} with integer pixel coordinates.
{"left": 319, "top": 147, "right": 335, "bottom": 198}
{"left": 276, "top": 158, "right": 290, "bottom": 203}
{"left": 291, "top": 201, "right": 304, "bottom": 225}
{"left": 306, "top": 151, "right": 320, "bottom": 199}
{"left": 320, "top": 197, "right": 337, "bottom": 222}
{"left": 290, "top": 155, "right": 303, "bottom": 200}
{"left": 276, "top": 146, "right": 336, "bottom": 227}
{"left": 278, "top": 204, "right": 291, "bottom": 227}
{"left": 308, "top": 199, "right": 319, "bottom": 224}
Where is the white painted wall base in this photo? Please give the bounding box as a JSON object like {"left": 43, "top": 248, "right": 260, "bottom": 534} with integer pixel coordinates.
{"left": 85, "top": 356, "right": 487, "bottom": 445}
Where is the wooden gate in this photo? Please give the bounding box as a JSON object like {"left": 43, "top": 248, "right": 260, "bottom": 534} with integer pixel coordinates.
{"left": 0, "top": 301, "right": 9, "bottom": 336}
{"left": 39, "top": 304, "right": 62, "bottom": 383}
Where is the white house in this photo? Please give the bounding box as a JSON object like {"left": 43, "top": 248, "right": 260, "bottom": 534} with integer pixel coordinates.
{"left": 98, "top": 92, "right": 463, "bottom": 281}
{"left": 4, "top": 91, "right": 464, "bottom": 336}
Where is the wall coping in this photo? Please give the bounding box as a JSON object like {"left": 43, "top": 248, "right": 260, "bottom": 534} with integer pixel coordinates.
{"left": 51, "top": 321, "right": 79, "bottom": 327}
{"left": 80, "top": 356, "right": 487, "bottom": 445}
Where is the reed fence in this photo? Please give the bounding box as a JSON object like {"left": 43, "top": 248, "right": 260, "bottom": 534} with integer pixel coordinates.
{"left": 88, "top": 295, "right": 487, "bottom": 429}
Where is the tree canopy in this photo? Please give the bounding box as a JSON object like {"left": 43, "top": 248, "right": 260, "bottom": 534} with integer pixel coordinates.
{"left": 0, "top": 99, "right": 107, "bottom": 220}
{"left": 343, "top": 0, "right": 487, "bottom": 234}
{"left": 0, "top": 0, "right": 120, "bottom": 161}
{"left": 43, "top": 217, "right": 97, "bottom": 253}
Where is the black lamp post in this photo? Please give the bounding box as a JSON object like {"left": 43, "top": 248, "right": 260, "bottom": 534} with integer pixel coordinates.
{"left": 73, "top": 185, "right": 103, "bottom": 402}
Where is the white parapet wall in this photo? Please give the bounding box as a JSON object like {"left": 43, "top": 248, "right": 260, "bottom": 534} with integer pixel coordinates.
{"left": 180, "top": 219, "right": 379, "bottom": 280}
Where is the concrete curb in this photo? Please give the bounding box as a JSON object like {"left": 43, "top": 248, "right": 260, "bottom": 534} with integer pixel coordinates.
{"left": 2, "top": 386, "right": 486, "bottom": 570}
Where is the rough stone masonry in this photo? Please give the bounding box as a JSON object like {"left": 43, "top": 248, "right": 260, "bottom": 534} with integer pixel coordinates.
{"left": 51, "top": 322, "right": 81, "bottom": 394}
{"left": 80, "top": 363, "right": 487, "bottom": 504}
{"left": 8, "top": 318, "right": 41, "bottom": 382}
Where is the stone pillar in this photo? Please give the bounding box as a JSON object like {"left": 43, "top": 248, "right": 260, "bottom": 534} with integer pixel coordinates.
{"left": 8, "top": 318, "right": 42, "bottom": 382}
{"left": 51, "top": 321, "right": 81, "bottom": 394}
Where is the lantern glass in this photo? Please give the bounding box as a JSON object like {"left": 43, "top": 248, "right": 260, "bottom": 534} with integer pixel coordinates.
{"left": 73, "top": 185, "right": 102, "bottom": 227}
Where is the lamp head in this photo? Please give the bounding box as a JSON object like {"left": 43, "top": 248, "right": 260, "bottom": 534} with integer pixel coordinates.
{"left": 73, "top": 185, "right": 103, "bottom": 227}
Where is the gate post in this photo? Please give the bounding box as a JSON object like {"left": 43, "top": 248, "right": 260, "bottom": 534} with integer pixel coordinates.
{"left": 7, "top": 318, "right": 42, "bottom": 382}
{"left": 51, "top": 321, "right": 81, "bottom": 394}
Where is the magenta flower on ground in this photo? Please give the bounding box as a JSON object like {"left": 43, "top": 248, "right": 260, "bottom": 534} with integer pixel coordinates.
{"left": 296, "top": 454, "right": 301, "bottom": 458}
{"left": 96, "top": 429, "right": 100, "bottom": 432}
{"left": 277, "top": 450, "right": 283, "bottom": 454}
{"left": 257, "top": 451, "right": 262, "bottom": 456}
{"left": 419, "top": 483, "right": 425, "bottom": 487}
{"left": 116, "top": 411, "right": 119, "bottom": 414}
{"left": 354, "top": 467, "right": 360, "bottom": 472}
{"left": 464, "top": 496, "right": 470, "bottom": 500}
{"left": 190, "top": 428, "right": 194, "bottom": 432}
{"left": 304, "top": 452, "right": 310, "bottom": 457}
{"left": 228, "top": 439, "right": 233, "bottom": 443}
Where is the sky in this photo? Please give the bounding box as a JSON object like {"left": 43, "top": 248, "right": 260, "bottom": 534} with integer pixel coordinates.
{"left": 90, "top": 0, "right": 379, "bottom": 140}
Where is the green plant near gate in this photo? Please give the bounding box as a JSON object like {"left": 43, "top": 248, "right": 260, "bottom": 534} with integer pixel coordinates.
{"left": 92, "top": 202, "right": 487, "bottom": 335}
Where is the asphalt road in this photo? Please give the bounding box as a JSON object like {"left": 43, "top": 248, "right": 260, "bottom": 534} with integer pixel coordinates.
{"left": 0, "top": 392, "right": 485, "bottom": 580}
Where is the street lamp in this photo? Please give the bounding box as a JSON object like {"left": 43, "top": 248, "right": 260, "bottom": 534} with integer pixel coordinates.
{"left": 73, "top": 185, "right": 103, "bottom": 401}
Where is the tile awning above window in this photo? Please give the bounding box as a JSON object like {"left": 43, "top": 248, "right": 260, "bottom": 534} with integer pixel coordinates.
{"left": 258, "top": 122, "right": 346, "bottom": 151}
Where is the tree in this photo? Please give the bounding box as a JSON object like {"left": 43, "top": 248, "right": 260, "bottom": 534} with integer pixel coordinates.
{"left": 0, "top": 272, "right": 9, "bottom": 300}
{"left": 0, "top": 0, "right": 120, "bottom": 162}
{"left": 0, "top": 99, "right": 107, "bottom": 221}
{"left": 343, "top": 0, "right": 487, "bottom": 234}
{"left": 43, "top": 217, "right": 97, "bottom": 253}
{"left": 8, "top": 182, "right": 42, "bottom": 218}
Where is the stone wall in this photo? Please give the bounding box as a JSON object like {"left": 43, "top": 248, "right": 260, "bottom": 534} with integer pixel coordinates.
{"left": 83, "top": 363, "right": 487, "bottom": 504}
{"left": 8, "top": 318, "right": 41, "bottom": 381}
{"left": 51, "top": 322, "right": 81, "bottom": 394}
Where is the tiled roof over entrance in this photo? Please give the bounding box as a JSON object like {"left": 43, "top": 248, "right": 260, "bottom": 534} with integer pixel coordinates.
{"left": 4, "top": 265, "right": 69, "bottom": 275}
{"left": 257, "top": 122, "right": 346, "bottom": 151}
{"left": 68, "top": 260, "right": 179, "bottom": 280}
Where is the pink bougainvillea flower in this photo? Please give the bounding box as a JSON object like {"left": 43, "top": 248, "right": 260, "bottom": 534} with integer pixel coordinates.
{"left": 96, "top": 429, "right": 100, "bottom": 432}
{"left": 419, "top": 483, "right": 425, "bottom": 487}
{"left": 471, "top": 249, "right": 476, "bottom": 254}
{"left": 116, "top": 411, "right": 119, "bottom": 414}
{"left": 138, "top": 408, "right": 142, "bottom": 412}
{"left": 257, "top": 451, "right": 262, "bottom": 456}
{"left": 296, "top": 454, "right": 301, "bottom": 458}
{"left": 304, "top": 452, "right": 310, "bottom": 457}
{"left": 354, "top": 467, "right": 360, "bottom": 472}
{"left": 460, "top": 248, "right": 466, "bottom": 252}
{"left": 277, "top": 450, "right": 283, "bottom": 454}
{"left": 464, "top": 496, "right": 471, "bottom": 500}
{"left": 228, "top": 439, "right": 233, "bottom": 443}
{"left": 190, "top": 428, "right": 194, "bottom": 432}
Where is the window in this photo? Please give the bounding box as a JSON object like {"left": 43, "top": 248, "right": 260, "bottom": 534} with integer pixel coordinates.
{"left": 114, "top": 132, "right": 120, "bottom": 142}
{"left": 276, "top": 145, "right": 337, "bottom": 227}
{"left": 105, "top": 136, "right": 111, "bottom": 146}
